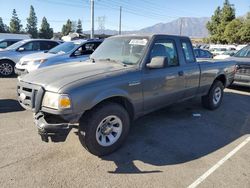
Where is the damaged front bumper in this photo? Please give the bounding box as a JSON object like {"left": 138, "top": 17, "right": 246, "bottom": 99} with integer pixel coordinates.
{"left": 34, "top": 112, "right": 78, "bottom": 142}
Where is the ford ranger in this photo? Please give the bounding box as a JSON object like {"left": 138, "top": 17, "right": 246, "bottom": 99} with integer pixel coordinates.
{"left": 17, "top": 34, "right": 236, "bottom": 156}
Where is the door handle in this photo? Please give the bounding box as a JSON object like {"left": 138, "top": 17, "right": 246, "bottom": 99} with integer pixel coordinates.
{"left": 178, "top": 71, "right": 184, "bottom": 76}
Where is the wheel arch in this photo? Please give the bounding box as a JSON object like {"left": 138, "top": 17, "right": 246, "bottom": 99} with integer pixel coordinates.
{"left": 214, "top": 74, "right": 226, "bottom": 87}
{"left": 84, "top": 93, "right": 135, "bottom": 121}
{"left": 0, "top": 58, "right": 15, "bottom": 65}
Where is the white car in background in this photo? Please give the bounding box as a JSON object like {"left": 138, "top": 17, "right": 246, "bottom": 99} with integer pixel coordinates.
{"left": 209, "top": 45, "right": 236, "bottom": 56}
{"left": 213, "top": 50, "right": 237, "bottom": 60}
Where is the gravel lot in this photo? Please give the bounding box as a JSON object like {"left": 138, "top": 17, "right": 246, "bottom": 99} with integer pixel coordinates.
{"left": 0, "top": 78, "right": 249, "bottom": 188}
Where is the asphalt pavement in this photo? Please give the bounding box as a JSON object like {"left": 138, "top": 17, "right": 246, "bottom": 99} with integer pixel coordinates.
{"left": 0, "top": 78, "right": 249, "bottom": 188}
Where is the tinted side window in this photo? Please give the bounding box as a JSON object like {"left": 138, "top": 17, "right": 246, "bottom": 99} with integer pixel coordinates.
{"left": 0, "top": 41, "right": 8, "bottom": 48}
{"left": 181, "top": 40, "right": 195, "bottom": 63}
{"left": 200, "top": 50, "right": 209, "bottom": 58}
{"left": 40, "top": 41, "right": 58, "bottom": 50}
{"left": 83, "top": 43, "right": 96, "bottom": 55}
{"left": 194, "top": 49, "right": 199, "bottom": 58}
{"left": 150, "top": 39, "right": 179, "bottom": 66}
{"left": 94, "top": 42, "right": 102, "bottom": 50}
{"left": 9, "top": 41, "right": 18, "bottom": 46}
{"left": 21, "top": 41, "right": 40, "bottom": 51}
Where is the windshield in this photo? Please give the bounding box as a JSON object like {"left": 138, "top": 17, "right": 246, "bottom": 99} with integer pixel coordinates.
{"left": 90, "top": 36, "right": 149, "bottom": 65}
{"left": 48, "top": 41, "right": 82, "bottom": 54}
{"left": 5, "top": 40, "right": 25, "bottom": 50}
{"left": 234, "top": 45, "right": 250, "bottom": 58}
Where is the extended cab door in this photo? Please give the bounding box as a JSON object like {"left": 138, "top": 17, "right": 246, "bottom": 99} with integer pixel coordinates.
{"left": 142, "top": 37, "right": 185, "bottom": 111}
{"left": 180, "top": 39, "right": 200, "bottom": 98}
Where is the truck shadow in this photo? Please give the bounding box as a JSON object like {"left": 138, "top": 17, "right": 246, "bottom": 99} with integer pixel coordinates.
{"left": 101, "top": 92, "right": 250, "bottom": 174}
{"left": 0, "top": 99, "right": 24, "bottom": 113}
{"left": 229, "top": 85, "right": 250, "bottom": 92}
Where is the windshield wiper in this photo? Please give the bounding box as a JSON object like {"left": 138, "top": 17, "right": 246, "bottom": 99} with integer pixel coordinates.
{"left": 98, "top": 58, "right": 127, "bottom": 67}
{"left": 48, "top": 51, "right": 56, "bottom": 54}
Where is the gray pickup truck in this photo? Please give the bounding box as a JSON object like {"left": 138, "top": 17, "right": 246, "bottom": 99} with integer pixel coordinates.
{"left": 17, "top": 34, "right": 236, "bottom": 156}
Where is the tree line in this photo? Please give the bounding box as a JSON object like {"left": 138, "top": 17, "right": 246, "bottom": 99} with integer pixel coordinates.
{"left": 207, "top": 0, "right": 250, "bottom": 44}
{"left": 0, "top": 5, "right": 83, "bottom": 39}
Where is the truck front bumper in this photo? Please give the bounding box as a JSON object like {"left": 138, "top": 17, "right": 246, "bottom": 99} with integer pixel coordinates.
{"left": 34, "top": 112, "right": 74, "bottom": 142}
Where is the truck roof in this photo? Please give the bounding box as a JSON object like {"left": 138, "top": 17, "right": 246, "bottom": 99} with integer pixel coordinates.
{"left": 110, "top": 34, "right": 190, "bottom": 40}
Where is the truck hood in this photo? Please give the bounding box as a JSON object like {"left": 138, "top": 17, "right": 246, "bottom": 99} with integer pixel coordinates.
{"left": 227, "top": 57, "right": 250, "bottom": 65}
{"left": 20, "top": 52, "right": 59, "bottom": 62}
{"left": 19, "top": 61, "right": 128, "bottom": 92}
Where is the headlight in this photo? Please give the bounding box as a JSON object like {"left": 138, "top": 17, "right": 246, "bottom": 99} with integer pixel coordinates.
{"left": 42, "top": 92, "right": 71, "bottom": 110}
{"left": 20, "top": 60, "right": 29, "bottom": 65}
{"left": 29, "top": 59, "right": 47, "bottom": 64}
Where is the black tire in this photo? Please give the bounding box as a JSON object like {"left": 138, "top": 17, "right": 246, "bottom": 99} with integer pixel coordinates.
{"left": 202, "top": 80, "right": 224, "bottom": 110}
{"left": 78, "top": 102, "right": 130, "bottom": 156}
{"left": 0, "top": 60, "right": 15, "bottom": 77}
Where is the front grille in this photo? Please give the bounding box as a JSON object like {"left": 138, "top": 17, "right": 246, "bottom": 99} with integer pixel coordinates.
{"left": 236, "top": 65, "right": 250, "bottom": 76}
{"left": 17, "top": 82, "right": 44, "bottom": 112}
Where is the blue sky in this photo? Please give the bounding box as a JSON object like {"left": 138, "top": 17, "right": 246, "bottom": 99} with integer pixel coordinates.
{"left": 0, "top": 0, "right": 249, "bottom": 32}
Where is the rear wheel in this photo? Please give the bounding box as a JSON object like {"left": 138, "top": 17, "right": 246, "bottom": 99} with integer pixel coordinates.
{"left": 78, "top": 102, "right": 130, "bottom": 156}
{"left": 0, "top": 60, "right": 15, "bottom": 77}
{"left": 202, "top": 80, "right": 224, "bottom": 110}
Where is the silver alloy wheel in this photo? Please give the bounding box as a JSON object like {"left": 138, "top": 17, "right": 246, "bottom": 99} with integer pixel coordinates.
{"left": 96, "top": 115, "right": 123, "bottom": 147}
{"left": 213, "top": 87, "right": 222, "bottom": 105}
{"left": 0, "top": 63, "right": 13, "bottom": 76}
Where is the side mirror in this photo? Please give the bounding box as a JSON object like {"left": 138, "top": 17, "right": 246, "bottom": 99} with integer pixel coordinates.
{"left": 17, "top": 47, "right": 25, "bottom": 52}
{"left": 74, "top": 50, "right": 82, "bottom": 56}
{"left": 146, "top": 56, "right": 168, "bottom": 69}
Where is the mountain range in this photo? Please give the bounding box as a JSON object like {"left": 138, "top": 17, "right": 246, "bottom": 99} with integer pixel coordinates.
{"left": 84, "top": 17, "right": 211, "bottom": 38}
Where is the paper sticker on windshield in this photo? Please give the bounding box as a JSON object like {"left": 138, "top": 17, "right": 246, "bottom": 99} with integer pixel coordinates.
{"left": 129, "top": 39, "right": 148, "bottom": 46}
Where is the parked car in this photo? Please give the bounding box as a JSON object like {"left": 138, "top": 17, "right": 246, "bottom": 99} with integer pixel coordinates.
{"left": 0, "top": 33, "right": 30, "bottom": 40}
{"left": 194, "top": 48, "right": 213, "bottom": 59}
{"left": 17, "top": 34, "right": 236, "bottom": 156}
{"left": 0, "top": 39, "right": 22, "bottom": 50}
{"left": 228, "top": 45, "right": 250, "bottom": 87}
{"left": 210, "top": 45, "right": 236, "bottom": 56}
{"left": 213, "top": 50, "right": 237, "bottom": 60}
{"left": 15, "top": 39, "right": 103, "bottom": 75}
{"left": 0, "top": 39, "right": 60, "bottom": 77}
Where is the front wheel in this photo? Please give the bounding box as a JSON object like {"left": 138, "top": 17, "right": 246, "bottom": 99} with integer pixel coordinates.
{"left": 0, "top": 61, "right": 15, "bottom": 77}
{"left": 202, "top": 80, "right": 224, "bottom": 110}
{"left": 78, "top": 102, "right": 130, "bottom": 156}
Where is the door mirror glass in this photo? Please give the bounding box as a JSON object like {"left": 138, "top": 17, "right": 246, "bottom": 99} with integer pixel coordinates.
{"left": 18, "top": 47, "right": 25, "bottom": 52}
{"left": 146, "top": 56, "right": 168, "bottom": 69}
{"left": 74, "top": 50, "right": 82, "bottom": 56}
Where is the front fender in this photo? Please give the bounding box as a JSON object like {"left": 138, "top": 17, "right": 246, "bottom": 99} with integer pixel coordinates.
{"left": 91, "top": 88, "right": 130, "bottom": 108}
{"left": 0, "top": 57, "right": 15, "bottom": 63}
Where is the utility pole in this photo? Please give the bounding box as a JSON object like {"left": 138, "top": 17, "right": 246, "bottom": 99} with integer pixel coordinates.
{"left": 119, "top": 6, "right": 122, "bottom": 35}
{"left": 90, "top": 0, "right": 94, "bottom": 38}
{"left": 179, "top": 17, "right": 183, "bottom": 36}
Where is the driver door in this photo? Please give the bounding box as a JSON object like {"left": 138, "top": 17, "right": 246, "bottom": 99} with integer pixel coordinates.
{"left": 142, "top": 37, "right": 185, "bottom": 111}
